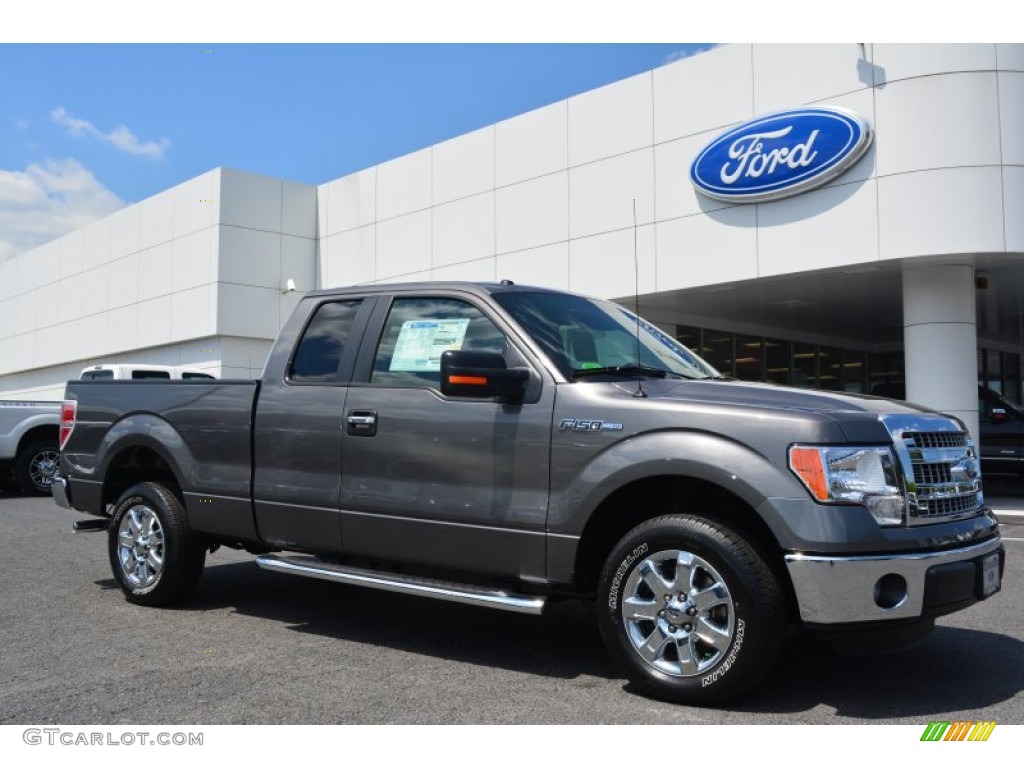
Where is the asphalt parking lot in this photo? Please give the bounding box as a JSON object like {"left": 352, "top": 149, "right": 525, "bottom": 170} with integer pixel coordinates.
{"left": 1, "top": 491, "right": 1021, "bottom": 725}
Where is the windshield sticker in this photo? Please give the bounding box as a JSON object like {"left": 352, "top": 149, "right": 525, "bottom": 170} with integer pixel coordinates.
{"left": 389, "top": 318, "right": 471, "bottom": 372}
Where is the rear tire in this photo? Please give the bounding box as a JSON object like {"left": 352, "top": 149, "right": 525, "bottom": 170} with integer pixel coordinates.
{"left": 108, "top": 482, "right": 206, "bottom": 606}
{"left": 596, "top": 514, "right": 787, "bottom": 705}
{"left": 16, "top": 437, "right": 60, "bottom": 495}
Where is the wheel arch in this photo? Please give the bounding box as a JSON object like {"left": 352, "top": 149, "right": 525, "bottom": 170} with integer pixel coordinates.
{"left": 101, "top": 443, "right": 185, "bottom": 509}
{"left": 95, "top": 414, "right": 195, "bottom": 509}
{"left": 572, "top": 474, "right": 798, "bottom": 619}
{"left": 17, "top": 424, "right": 59, "bottom": 456}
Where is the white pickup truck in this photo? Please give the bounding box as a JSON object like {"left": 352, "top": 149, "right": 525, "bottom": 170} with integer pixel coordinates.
{"left": 2, "top": 366, "right": 215, "bottom": 495}
{"left": 0, "top": 401, "right": 60, "bottom": 494}
{"left": 79, "top": 364, "right": 215, "bottom": 380}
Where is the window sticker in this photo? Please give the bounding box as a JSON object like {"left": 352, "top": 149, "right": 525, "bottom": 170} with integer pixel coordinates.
{"left": 389, "top": 318, "right": 471, "bottom": 372}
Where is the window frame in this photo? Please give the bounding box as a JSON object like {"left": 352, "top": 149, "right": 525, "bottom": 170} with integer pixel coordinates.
{"left": 284, "top": 297, "right": 375, "bottom": 386}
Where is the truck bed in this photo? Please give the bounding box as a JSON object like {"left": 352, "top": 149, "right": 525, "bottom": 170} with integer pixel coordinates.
{"left": 60, "top": 379, "right": 259, "bottom": 535}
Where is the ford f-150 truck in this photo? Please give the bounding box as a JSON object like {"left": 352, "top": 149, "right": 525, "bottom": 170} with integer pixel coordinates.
{"left": 53, "top": 282, "right": 1005, "bottom": 704}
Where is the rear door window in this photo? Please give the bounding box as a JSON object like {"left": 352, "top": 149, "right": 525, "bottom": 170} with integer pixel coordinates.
{"left": 290, "top": 300, "right": 364, "bottom": 382}
{"left": 131, "top": 370, "right": 171, "bottom": 379}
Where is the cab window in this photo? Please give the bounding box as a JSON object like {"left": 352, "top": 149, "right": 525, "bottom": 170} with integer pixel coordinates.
{"left": 131, "top": 370, "right": 171, "bottom": 379}
{"left": 371, "top": 297, "right": 505, "bottom": 387}
{"left": 290, "top": 300, "right": 363, "bottom": 382}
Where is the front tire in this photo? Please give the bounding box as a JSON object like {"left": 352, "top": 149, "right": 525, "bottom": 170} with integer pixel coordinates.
{"left": 108, "top": 482, "right": 206, "bottom": 606}
{"left": 597, "top": 515, "right": 786, "bottom": 705}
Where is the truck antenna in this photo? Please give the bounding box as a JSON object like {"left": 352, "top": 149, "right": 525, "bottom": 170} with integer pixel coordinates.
{"left": 632, "top": 198, "right": 646, "bottom": 398}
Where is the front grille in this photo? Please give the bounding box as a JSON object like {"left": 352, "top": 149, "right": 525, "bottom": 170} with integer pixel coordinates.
{"left": 900, "top": 429, "right": 982, "bottom": 525}
{"left": 915, "top": 494, "right": 982, "bottom": 518}
{"left": 914, "top": 462, "right": 952, "bottom": 485}
{"left": 904, "top": 431, "right": 968, "bottom": 449}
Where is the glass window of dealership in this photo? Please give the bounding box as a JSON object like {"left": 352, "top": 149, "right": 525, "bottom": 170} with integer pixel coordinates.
{"left": 676, "top": 324, "right": 1020, "bottom": 405}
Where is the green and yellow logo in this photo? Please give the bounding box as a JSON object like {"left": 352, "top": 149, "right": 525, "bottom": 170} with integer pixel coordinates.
{"left": 921, "top": 721, "right": 997, "bottom": 742}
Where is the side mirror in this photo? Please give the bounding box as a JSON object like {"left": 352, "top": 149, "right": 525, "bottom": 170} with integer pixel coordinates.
{"left": 440, "top": 350, "right": 529, "bottom": 402}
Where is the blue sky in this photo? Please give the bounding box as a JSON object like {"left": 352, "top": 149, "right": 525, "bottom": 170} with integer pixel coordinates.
{"left": 1, "top": 0, "right": 1000, "bottom": 262}
{"left": 0, "top": 43, "right": 711, "bottom": 260}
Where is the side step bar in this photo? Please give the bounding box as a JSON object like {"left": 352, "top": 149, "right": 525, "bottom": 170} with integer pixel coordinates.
{"left": 256, "top": 554, "right": 547, "bottom": 615}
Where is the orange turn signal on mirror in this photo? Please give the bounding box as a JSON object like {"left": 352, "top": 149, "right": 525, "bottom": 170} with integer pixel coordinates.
{"left": 449, "top": 375, "right": 488, "bottom": 386}
{"left": 788, "top": 446, "right": 829, "bottom": 502}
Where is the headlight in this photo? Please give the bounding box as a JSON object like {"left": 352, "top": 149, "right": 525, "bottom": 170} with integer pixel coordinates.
{"left": 789, "top": 445, "right": 906, "bottom": 526}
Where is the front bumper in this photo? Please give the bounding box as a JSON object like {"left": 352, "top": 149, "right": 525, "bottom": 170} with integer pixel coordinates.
{"left": 785, "top": 537, "right": 1004, "bottom": 624}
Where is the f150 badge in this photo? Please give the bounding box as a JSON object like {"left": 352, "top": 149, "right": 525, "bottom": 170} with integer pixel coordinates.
{"left": 559, "top": 418, "right": 623, "bottom": 433}
{"left": 690, "top": 106, "right": 873, "bottom": 203}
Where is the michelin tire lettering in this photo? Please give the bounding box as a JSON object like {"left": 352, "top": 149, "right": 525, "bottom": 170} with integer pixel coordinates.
{"left": 608, "top": 543, "right": 648, "bottom": 610}
{"left": 690, "top": 106, "right": 872, "bottom": 203}
{"left": 702, "top": 618, "right": 745, "bottom": 687}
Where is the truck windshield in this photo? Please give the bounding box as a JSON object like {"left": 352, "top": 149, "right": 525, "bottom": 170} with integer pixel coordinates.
{"left": 493, "top": 291, "right": 720, "bottom": 381}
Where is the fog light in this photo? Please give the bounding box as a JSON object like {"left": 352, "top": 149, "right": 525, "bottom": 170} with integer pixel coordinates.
{"left": 874, "top": 574, "right": 908, "bottom": 610}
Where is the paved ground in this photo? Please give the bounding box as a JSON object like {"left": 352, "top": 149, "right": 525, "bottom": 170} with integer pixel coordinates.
{"left": 986, "top": 476, "right": 1024, "bottom": 520}
{"left": 0, "top": 491, "right": 1021, "bottom": 725}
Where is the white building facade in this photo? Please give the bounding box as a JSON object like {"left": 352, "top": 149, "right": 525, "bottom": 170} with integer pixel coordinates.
{"left": 2, "top": 43, "right": 1022, "bottom": 440}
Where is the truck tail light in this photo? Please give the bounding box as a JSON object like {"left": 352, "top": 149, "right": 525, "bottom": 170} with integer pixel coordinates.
{"left": 59, "top": 400, "right": 77, "bottom": 450}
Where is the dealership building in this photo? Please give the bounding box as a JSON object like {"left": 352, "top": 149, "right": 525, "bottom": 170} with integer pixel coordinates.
{"left": 1, "top": 43, "right": 1022, "bottom": 440}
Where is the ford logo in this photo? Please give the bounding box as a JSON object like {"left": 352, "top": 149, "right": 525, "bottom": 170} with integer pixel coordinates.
{"left": 690, "top": 106, "right": 873, "bottom": 203}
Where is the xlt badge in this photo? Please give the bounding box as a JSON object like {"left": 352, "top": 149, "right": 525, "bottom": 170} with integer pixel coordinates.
{"left": 558, "top": 418, "right": 623, "bottom": 433}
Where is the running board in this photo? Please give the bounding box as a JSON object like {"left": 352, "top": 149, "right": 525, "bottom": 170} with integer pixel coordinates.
{"left": 255, "top": 554, "right": 547, "bottom": 615}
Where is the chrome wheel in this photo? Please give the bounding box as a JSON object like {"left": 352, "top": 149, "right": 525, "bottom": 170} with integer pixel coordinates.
{"left": 117, "top": 504, "right": 165, "bottom": 589}
{"left": 29, "top": 448, "right": 60, "bottom": 491}
{"left": 620, "top": 548, "right": 735, "bottom": 677}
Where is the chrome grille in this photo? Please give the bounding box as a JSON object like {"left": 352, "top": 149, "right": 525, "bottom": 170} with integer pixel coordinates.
{"left": 900, "top": 428, "right": 983, "bottom": 525}
{"left": 913, "top": 462, "right": 952, "bottom": 485}
{"left": 915, "top": 494, "right": 982, "bottom": 518}
{"left": 903, "top": 431, "right": 967, "bottom": 449}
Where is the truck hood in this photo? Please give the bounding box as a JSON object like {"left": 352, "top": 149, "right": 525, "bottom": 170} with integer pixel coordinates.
{"left": 617, "top": 377, "right": 937, "bottom": 419}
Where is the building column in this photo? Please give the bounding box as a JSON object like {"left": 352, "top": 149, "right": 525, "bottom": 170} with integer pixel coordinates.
{"left": 902, "top": 265, "right": 979, "bottom": 440}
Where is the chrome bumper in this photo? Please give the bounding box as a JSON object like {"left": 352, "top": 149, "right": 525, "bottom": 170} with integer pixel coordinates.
{"left": 785, "top": 538, "right": 1003, "bottom": 624}
{"left": 51, "top": 474, "right": 71, "bottom": 510}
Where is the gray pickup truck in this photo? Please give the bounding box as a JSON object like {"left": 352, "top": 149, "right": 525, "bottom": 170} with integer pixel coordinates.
{"left": 53, "top": 282, "right": 1005, "bottom": 704}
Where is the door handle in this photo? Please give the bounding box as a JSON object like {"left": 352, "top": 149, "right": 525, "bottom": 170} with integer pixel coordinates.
{"left": 346, "top": 410, "right": 378, "bottom": 437}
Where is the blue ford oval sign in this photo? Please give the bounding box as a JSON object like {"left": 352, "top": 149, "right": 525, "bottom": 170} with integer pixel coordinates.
{"left": 690, "top": 107, "right": 872, "bottom": 203}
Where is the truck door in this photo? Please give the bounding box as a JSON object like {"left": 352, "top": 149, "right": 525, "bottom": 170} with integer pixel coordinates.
{"left": 339, "top": 293, "right": 554, "bottom": 581}
{"left": 253, "top": 297, "right": 375, "bottom": 552}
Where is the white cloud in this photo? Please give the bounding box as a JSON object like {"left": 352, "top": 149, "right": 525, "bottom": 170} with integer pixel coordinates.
{"left": 663, "top": 44, "right": 718, "bottom": 65}
{"left": 0, "top": 159, "right": 125, "bottom": 261}
{"left": 51, "top": 107, "right": 171, "bottom": 159}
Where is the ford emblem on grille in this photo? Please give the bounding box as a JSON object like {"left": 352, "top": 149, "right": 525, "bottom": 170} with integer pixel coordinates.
{"left": 689, "top": 106, "right": 873, "bottom": 203}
